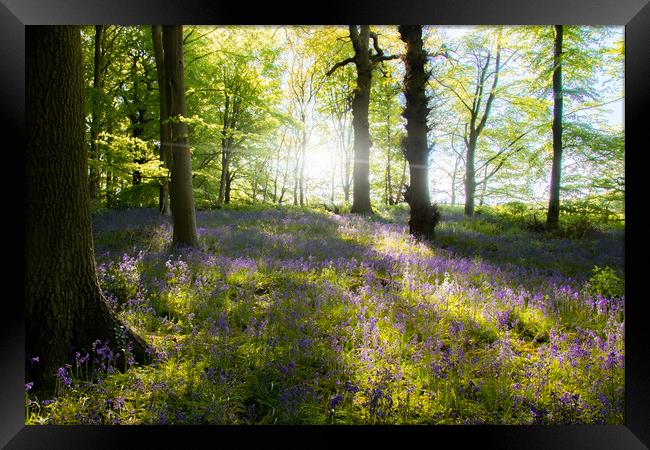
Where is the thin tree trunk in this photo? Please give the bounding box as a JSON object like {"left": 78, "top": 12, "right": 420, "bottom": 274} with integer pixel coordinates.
{"left": 225, "top": 169, "right": 234, "bottom": 204}
{"left": 293, "top": 154, "right": 299, "bottom": 205}
{"left": 546, "top": 25, "right": 564, "bottom": 229}
{"left": 218, "top": 95, "right": 230, "bottom": 206}
{"left": 299, "top": 115, "right": 307, "bottom": 206}
{"left": 462, "top": 38, "right": 501, "bottom": 217}
{"left": 451, "top": 154, "right": 461, "bottom": 206}
{"left": 26, "top": 26, "right": 148, "bottom": 393}
{"left": 163, "top": 25, "right": 198, "bottom": 247}
{"left": 479, "top": 164, "right": 488, "bottom": 206}
{"left": 385, "top": 111, "right": 393, "bottom": 205}
{"left": 152, "top": 25, "right": 171, "bottom": 215}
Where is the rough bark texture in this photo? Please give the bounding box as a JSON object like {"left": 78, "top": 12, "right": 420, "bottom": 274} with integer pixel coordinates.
{"left": 152, "top": 25, "right": 171, "bottom": 216}
{"left": 163, "top": 25, "right": 199, "bottom": 247}
{"left": 546, "top": 25, "right": 564, "bottom": 229}
{"left": 26, "top": 26, "right": 149, "bottom": 393}
{"left": 399, "top": 25, "right": 440, "bottom": 240}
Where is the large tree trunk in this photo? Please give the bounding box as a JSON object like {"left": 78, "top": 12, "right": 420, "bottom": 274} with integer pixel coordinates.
{"left": 26, "top": 26, "right": 148, "bottom": 393}
{"left": 349, "top": 26, "right": 373, "bottom": 214}
{"left": 163, "top": 25, "right": 198, "bottom": 247}
{"left": 399, "top": 25, "right": 439, "bottom": 240}
{"left": 152, "top": 25, "right": 171, "bottom": 216}
{"left": 88, "top": 25, "right": 104, "bottom": 203}
{"left": 546, "top": 25, "right": 564, "bottom": 229}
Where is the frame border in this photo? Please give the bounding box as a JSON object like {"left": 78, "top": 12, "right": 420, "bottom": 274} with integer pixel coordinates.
{"left": 3, "top": 0, "right": 648, "bottom": 448}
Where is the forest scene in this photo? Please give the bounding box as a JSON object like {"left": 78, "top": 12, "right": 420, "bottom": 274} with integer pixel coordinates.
{"left": 25, "top": 24, "right": 624, "bottom": 425}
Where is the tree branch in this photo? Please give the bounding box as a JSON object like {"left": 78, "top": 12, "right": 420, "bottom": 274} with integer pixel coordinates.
{"left": 326, "top": 57, "right": 356, "bottom": 76}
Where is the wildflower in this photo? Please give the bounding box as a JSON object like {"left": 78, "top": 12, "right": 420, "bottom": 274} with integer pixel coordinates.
{"left": 329, "top": 394, "right": 343, "bottom": 411}
{"left": 25, "top": 382, "right": 33, "bottom": 392}
{"left": 344, "top": 381, "right": 359, "bottom": 394}
{"left": 75, "top": 352, "right": 89, "bottom": 367}
{"left": 57, "top": 367, "right": 72, "bottom": 386}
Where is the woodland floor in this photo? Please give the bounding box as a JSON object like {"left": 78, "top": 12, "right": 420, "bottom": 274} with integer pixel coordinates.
{"left": 26, "top": 205, "right": 625, "bottom": 425}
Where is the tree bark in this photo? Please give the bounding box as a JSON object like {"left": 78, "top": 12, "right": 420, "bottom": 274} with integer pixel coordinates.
{"left": 217, "top": 93, "right": 230, "bottom": 206}
{"left": 163, "top": 25, "right": 198, "bottom": 247}
{"left": 26, "top": 26, "right": 149, "bottom": 393}
{"left": 152, "top": 25, "right": 171, "bottom": 216}
{"left": 464, "top": 131, "right": 477, "bottom": 216}
{"left": 225, "top": 168, "right": 233, "bottom": 204}
{"left": 399, "top": 25, "right": 439, "bottom": 240}
{"left": 349, "top": 26, "right": 373, "bottom": 214}
{"left": 299, "top": 116, "right": 307, "bottom": 206}
{"left": 546, "top": 25, "right": 564, "bottom": 229}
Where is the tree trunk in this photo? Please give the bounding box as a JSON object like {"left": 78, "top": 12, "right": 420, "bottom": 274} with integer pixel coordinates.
{"left": 464, "top": 132, "right": 477, "bottom": 216}
{"left": 26, "top": 26, "right": 148, "bottom": 393}
{"left": 163, "top": 25, "right": 198, "bottom": 247}
{"left": 89, "top": 25, "right": 104, "bottom": 203}
{"left": 225, "top": 169, "right": 233, "bottom": 204}
{"left": 385, "top": 111, "right": 393, "bottom": 205}
{"left": 479, "top": 164, "right": 488, "bottom": 206}
{"left": 349, "top": 26, "right": 373, "bottom": 214}
{"left": 399, "top": 25, "right": 438, "bottom": 240}
{"left": 299, "top": 116, "right": 307, "bottom": 206}
{"left": 217, "top": 95, "right": 230, "bottom": 206}
{"left": 152, "top": 25, "right": 171, "bottom": 216}
{"left": 219, "top": 142, "right": 230, "bottom": 206}
{"left": 546, "top": 25, "right": 564, "bottom": 229}
{"left": 451, "top": 154, "right": 461, "bottom": 206}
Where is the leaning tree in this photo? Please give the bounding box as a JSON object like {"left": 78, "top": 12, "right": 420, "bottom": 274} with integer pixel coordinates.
{"left": 26, "top": 25, "right": 149, "bottom": 392}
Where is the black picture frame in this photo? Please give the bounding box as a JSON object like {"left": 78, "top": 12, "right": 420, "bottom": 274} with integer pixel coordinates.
{"left": 3, "top": 0, "right": 648, "bottom": 448}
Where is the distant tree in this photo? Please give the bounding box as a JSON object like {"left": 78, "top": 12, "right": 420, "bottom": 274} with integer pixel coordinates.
{"left": 285, "top": 28, "right": 326, "bottom": 206}
{"left": 369, "top": 63, "right": 405, "bottom": 206}
{"left": 327, "top": 25, "right": 399, "bottom": 214}
{"left": 399, "top": 25, "right": 441, "bottom": 239}
{"left": 163, "top": 25, "right": 199, "bottom": 246}
{"left": 434, "top": 30, "right": 503, "bottom": 216}
{"left": 26, "top": 25, "right": 149, "bottom": 392}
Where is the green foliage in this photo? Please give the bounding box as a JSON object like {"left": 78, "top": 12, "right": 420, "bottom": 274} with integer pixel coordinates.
{"left": 585, "top": 266, "right": 624, "bottom": 299}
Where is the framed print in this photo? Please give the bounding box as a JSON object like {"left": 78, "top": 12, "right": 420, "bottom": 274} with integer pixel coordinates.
{"left": 3, "top": 0, "right": 648, "bottom": 447}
